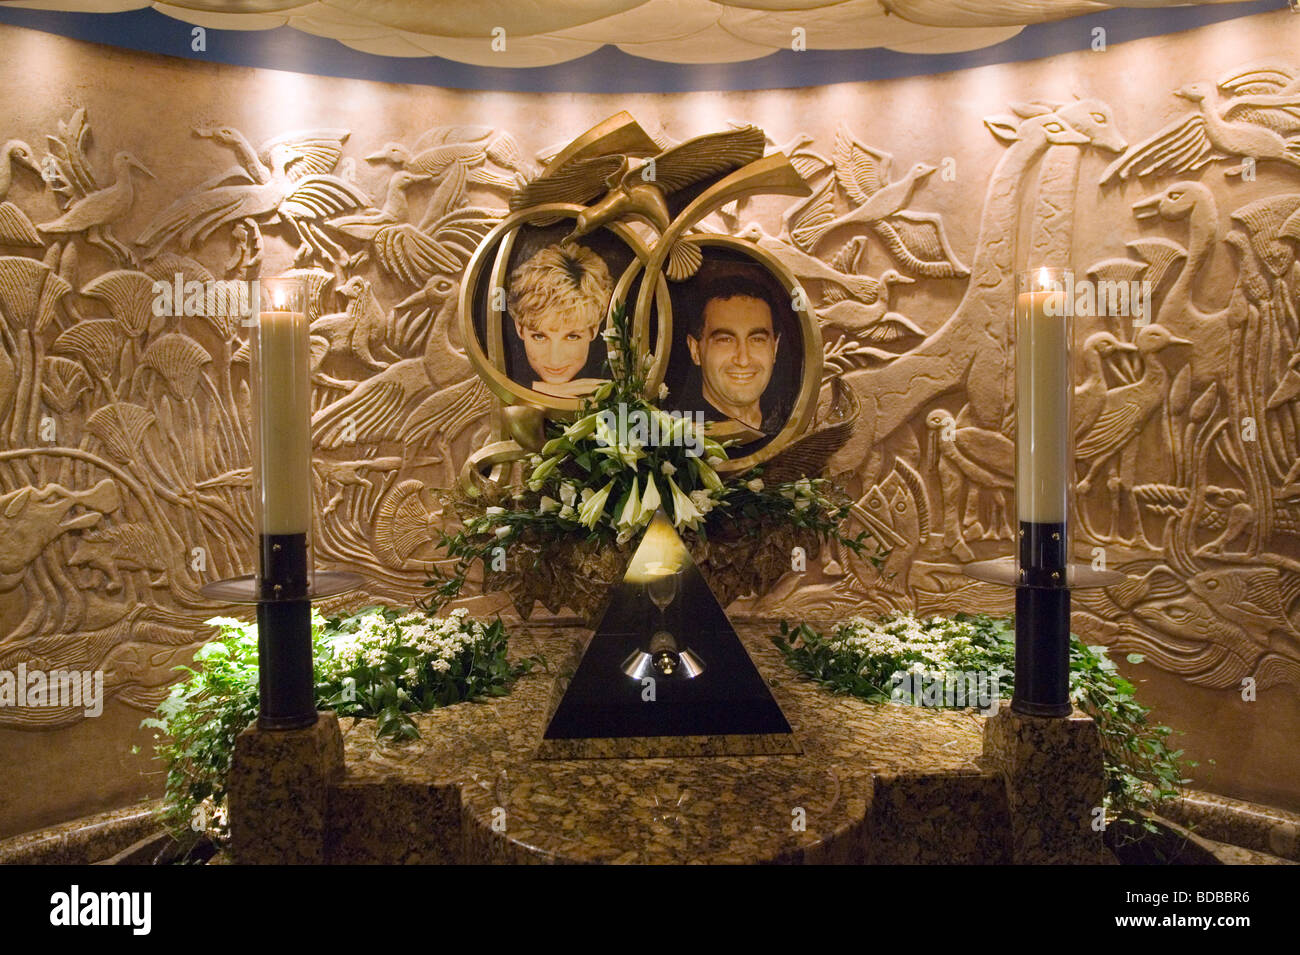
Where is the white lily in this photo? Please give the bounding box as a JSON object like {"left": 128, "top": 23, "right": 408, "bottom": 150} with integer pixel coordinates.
{"left": 528, "top": 455, "right": 562, "bottom": 487}
{"left": 539, "top": 495, "right": 560, "bottom": 513}
{"left": 666, "top": 475, "right": 704, "bottom": 530}
{"left": 618, "top": 476, "right": 641, "bottom": 529}
{"left": 692, "top": 457, "right": 724, "bottom": 492}
{"left": 640, "top": 473, "right": 662, "bottom": 519}
{"left": 578, "top": 479, "right": 615, "bottom": 529}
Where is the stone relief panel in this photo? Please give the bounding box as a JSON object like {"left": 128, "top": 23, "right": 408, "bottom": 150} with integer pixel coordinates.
{"left": 0, "top": 26, "right": 1297, "bottom": 752}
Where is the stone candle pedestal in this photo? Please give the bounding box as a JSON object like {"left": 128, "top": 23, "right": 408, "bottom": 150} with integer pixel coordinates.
{"left": 227, "top": 711, "right": 344, "bottom": 865}
{"left": 982, "top": 701, "right": 1116, "bottom": 864}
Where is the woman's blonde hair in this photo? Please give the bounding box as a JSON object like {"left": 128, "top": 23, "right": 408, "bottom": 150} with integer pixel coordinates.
{"left": 507, "top": 241, "right": 613, "bottom": 334}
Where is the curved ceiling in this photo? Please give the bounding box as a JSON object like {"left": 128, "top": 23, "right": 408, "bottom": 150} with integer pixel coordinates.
{"left": 0, "top": 0, "right": 1267, "bottom": 66}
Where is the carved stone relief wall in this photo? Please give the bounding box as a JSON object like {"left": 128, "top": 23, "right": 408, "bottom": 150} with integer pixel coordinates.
{"left": 1, "top": 10, "right": 1298, "bottom": 833}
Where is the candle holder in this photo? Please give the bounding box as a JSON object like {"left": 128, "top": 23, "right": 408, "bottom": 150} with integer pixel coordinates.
{"left": 201, "top": 274, "right": 362, "bottom": 730}
{"left": 963, "top": 268, "right": 1122, "bottom": 718}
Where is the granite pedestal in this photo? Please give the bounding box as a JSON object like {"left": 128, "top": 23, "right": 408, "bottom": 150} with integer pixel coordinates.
{"left": 226, "top": 624, "right": 1115, "bottom": 864}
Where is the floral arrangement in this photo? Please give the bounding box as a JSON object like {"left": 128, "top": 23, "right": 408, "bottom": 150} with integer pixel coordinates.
{"left": 428, "top": 302, "right": 877, "bottom": 617}
{"left": 773, "top": 612, "right": 1190, "bottom": 838}
{"left": 143, "top": 606, "right": 534, "bottom": 852}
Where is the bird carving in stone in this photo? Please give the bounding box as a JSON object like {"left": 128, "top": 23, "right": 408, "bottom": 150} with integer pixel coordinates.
{"left": 136, "top": 125, "right": 368, "bottom": 268}
{"left": 1074, "top": 331, "right": 1139, "bottom": 440}
{"left": 1217, "top": 64, "right": 1300, "bottom": 136}
{"left": 38, "top": 109, "right": 153, "bottom": 266}
{"left": 0, "top": 140, "right": 41, "bottom": 247}
{"left": 1102, "top": 81, "right": 1300, "bottom": 183}
{"left": 329, "top": 169, "right": 431, "bottom": 269}
{"left": 925, "top": 408, "right": 1014, "bottom": 560}
{"left": 789, "top": 125, "right": 968, "bottom": 279}
{"left": 1076, "top": 324, "right": 1192, "bottom": 500}
{"left": 368, "top": 126, "right": 516, "bottom": 224}
{"left": 310, "top": 276, "right": 398, "bottom": 370}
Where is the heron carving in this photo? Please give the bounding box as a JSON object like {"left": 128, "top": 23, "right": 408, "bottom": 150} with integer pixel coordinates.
{"left": 135, "top": 125, "right": 369, "bottom": 268}
{"left": 0, "top": 140, "right": 41, "bottom": 247}
{"left": 38, "top": 109, "right": 153, "bottom": 266}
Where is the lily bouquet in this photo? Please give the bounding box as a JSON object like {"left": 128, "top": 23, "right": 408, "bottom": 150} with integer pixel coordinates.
{"left": 427, "top": 302, "right": 876, "bottom": 617}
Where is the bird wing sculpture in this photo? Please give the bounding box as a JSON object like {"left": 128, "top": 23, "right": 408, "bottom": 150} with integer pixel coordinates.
{"left": 272, "top": 171, "right": 371, "bottom": 265}
{"left": 413, "top": 125, "right": 494, "bottom": 152}
{"left": 873, "top": 211, "right": 970, "bottom": 279}
{"left": 403, "top": 376, "right": 492, "bottom": 447}
{"left": 43, "top": 107, "right": 98, "bottom": 211}
{"left": 312, "top": 359, "right": 428, "bottom": 449}
{"left": 373, "top": 206, "right": 499, "bottom": 288}
{"left": 1219, "top": 65, "right": 1300, "bottom": 135}
{"left": 509, "top": 154, "right": 627, "bottom": 212}
{"left": 758, "top": 381, "right": 860, "bottom": 484}
{"left": 1076, "top": 390, "right": 1145, "bottom": 461}
{"left": 782, "top": 140, "right": 832, "bottom": 185}
{"left": 259, "top": 128, "right": 351, "bottom": 181}
{"left": 832, "top": 126, "right": 891, "bottom": 206}
{"left": 623, "top": 125, "right": 766, "bottom": 198}
{"left": 787, "top": 178, "right": 837, "bottom": 252}
{"left": 1229, "top": 193, "right": 1300, "bottom": 278}
{"left": 1217, "top": 64, "right": 1299, "bottom": 97}
{"left": 1100, "top": 113, "right": 1224, "bottom": 183}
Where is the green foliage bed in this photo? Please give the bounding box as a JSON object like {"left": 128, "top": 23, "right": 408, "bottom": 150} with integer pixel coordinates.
{"left": 773, "top": 612, "right": 1190, "bottom": 841}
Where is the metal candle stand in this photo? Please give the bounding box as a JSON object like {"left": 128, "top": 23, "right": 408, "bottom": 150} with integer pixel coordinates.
{"left": 199, "top": 274, "right": 363, "bottom": 731}
{"left": 963, "top": 556, "right": 1121, "bottom": 717}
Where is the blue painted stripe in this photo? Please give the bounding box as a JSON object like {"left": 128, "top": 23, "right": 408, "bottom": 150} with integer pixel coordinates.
{"left": 0, "top": 1, "right": 1289, "bottom": 93}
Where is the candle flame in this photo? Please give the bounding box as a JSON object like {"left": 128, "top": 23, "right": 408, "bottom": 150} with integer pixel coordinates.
{"left": 1037, "top": 267, "right": 1052, "bottom": 289}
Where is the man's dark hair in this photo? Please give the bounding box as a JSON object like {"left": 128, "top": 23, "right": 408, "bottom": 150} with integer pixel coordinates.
{"left": 683, "top": 263, "right": 788, "bottom": 341}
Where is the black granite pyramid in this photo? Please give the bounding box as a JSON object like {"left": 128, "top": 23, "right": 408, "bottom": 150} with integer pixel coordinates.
{"left": 539, "top": 511, "right": 796, "bottom": 757}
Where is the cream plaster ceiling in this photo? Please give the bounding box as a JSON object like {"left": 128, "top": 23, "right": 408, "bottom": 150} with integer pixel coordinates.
{"left": 0, "top": 0, "right": 1261, "bottom": 66}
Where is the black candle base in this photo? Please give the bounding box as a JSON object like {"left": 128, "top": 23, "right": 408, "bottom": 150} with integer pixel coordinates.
{"left": 259, "top": 532, "right": 309, "bottom": 600}
{"left": 1017, "top": 520, "right": 1067, "bottom": 586}
{"left": 1012, "top": 521, "right": 1072, "bottom": 717}
{"left": 256, "top": 532, "right": 315, "bottom": 730}
{"left": 256, "top": 597, "right": 316, "bottom": 730}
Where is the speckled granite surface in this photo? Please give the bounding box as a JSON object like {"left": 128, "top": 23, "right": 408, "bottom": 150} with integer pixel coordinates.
{"left": 0, "top": 800, "right": 161, "bottom": 865}
{"left": 229, "top": 711, "right": 344, "bottom": 865}
{"left": 1160, "top": 790, "right": 1300, "bottom": 862}
{"left": 335, "top": 624, "right": 1003, "bottom": 864}
{"left": 982, "top": 702, "right": 1115, "bottom": 865}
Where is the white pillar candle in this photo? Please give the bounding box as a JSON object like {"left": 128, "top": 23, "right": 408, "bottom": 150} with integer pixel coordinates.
{"left": 253, "top": 282, "right": 312, "bottom": 536}
{"left": 1015, "top": 269, "right": 1072, "bottom": 525}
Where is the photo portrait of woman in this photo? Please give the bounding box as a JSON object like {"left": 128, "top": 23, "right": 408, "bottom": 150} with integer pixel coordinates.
{"left": 506, "top": 240, "right": 614, "bottom": 398}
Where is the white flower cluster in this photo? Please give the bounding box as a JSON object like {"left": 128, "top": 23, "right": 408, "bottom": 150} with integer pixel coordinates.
{"left": 326, "top": 607, "right": 489, "bottom": 679}
{"left": 829, "top": 611, "right": 981, "bottom": 674}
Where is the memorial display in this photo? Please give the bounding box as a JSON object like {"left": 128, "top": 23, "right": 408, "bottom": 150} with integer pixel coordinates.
{"left": 0, "top": 0, "right": 1296, "bottom": 888}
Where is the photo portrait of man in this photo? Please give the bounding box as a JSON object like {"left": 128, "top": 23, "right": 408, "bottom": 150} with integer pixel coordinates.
{"left": 674, "top": 263, "right": 793, "bottom": 439}
{"left": 507, "top": 240, "right": 614, "bottom": 398}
